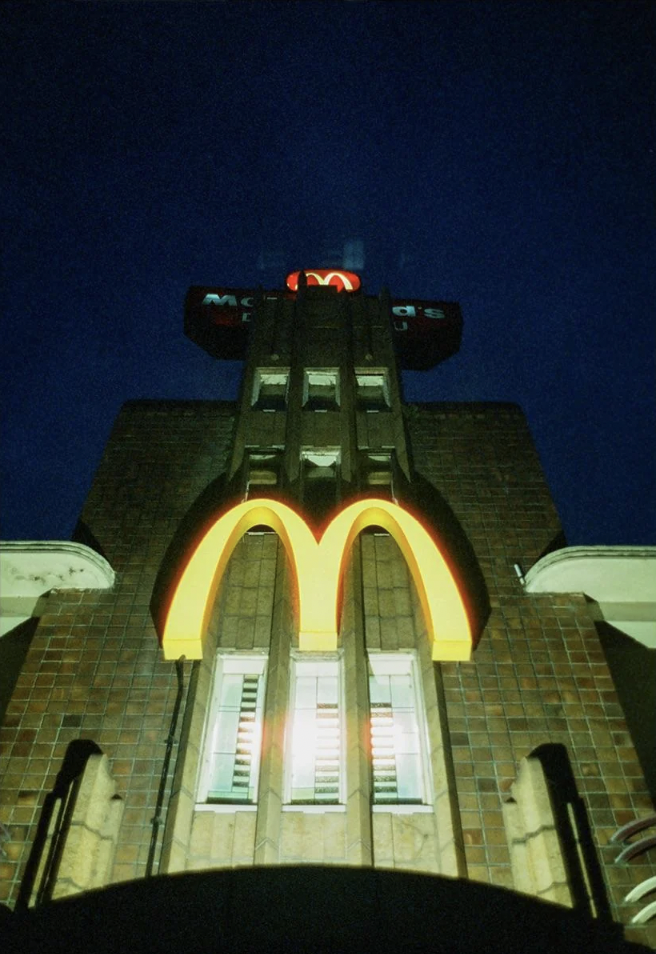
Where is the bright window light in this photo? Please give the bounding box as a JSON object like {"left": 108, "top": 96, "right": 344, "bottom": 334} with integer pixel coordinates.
{"left": 287, "top": 657, "right": 343, "bottom": 805}
{"left": 369, "top": 654, "right": 430, "bottom": 805}
{"left": 199, "top": 654, "right": 267, "bottom": 805}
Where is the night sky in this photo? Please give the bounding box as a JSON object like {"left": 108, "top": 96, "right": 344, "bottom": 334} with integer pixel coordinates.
{"left": 2, "top": 1, "right": 654, "bottom": 548}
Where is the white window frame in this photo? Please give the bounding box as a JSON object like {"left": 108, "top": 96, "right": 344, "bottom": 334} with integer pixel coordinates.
{"left": 283, "top": 654, "right": 346, "bottom": 812}
{"left": 368, "top": 652, "right": 433, "bottom": 812}
{"left": 196, "top": 653, "right": 268, "bottom": 811}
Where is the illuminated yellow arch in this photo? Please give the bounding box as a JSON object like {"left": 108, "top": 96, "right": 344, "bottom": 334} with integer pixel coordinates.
{"left": 161, "top": 498, "right": 472, "bottom": 662}
{"left": 161, "top": 500, "right": 315, "bottom": 661}
{"left": 314, "top": 499, "right": 471, "bottom": 660}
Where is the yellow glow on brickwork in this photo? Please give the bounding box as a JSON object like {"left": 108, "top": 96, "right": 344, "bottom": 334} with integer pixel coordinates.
{"left": 161, "top": 498, "right": 472, "bottom": 661}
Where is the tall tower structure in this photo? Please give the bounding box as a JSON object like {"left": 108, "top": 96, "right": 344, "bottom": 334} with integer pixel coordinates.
{"left": 160, "top": 269, "right": 474, "bottom": 872}
{"left": 1, "top": 268, "right": 655, "bottom": 950}
{"left": 183, "top": 268, "right": 461, "bottom": 509}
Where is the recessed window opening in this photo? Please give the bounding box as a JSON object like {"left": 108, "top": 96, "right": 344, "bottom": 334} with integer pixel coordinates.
{"left": 359, "top": 451, "right": 398, "bottom": 502}
{"left": 365, "top": 452, "right": 393, "bottom": 488}
{"left": 300, "top": 449, "right": 340, "bottom": 516}
{"left": 286, "top": 657, "right": 344, "bottom": 806}
{"left": 368, "top": 654, "right": 431, "bottom": 806}
{"left": 355, "top": 371, "right": 390, "bottom": 412}
{"left": 245, "top": 450, "right": 282, "bottom": 498}
{"left": 253, "top": 370, "right": 289, "bottom": 412}
{"left": 198, "top": 654, "right": 267, "bottom": 806}
{"left": 303, "top": 370, "right": 339, "bottom": 412}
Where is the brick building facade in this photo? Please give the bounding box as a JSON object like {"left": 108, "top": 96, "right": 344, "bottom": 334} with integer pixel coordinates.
{"left": 1, "top": 273, "right": 654, "bottom": 948}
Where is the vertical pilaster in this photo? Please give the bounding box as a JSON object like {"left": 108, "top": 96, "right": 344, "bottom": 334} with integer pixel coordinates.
{"left": 253, "top": 544, "right": 293, "bottom": 864}
{"left": 159, "top": 660, "right": 205, "bottom": 874}
{"left": 342, "top": 541, "right": 373, "bottom": 866}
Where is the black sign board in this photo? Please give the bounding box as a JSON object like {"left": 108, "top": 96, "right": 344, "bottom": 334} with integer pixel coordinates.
{"left": 184, "top": 286, "right": 462, "bottom": 370}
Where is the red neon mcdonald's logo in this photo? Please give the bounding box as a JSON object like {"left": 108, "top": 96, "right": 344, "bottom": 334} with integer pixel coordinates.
{"left": 285, "top": 270, "right": 361, "bottom": 292}
{"left": 161, "top": 498, "right": 472, "bottom": 662}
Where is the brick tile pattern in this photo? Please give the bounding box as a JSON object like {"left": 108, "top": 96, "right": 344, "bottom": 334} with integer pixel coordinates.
{"left": 409, "top": 403, "right": 656, "bottom": 935}
{"left": 0, "top": 402, "right": 235, "bottom": 904}
{"left": 2, "top": 398, "right": 654, "bottom": 951}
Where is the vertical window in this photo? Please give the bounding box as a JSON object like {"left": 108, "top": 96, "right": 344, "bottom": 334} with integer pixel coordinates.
{"left": 303, "top": 370, "right": 339, "bottom": 411}
{"left": 253, "top": 370, "right": 289, "bottom": 412}
{"left": 368, "top": 654, "right": 430, "bottom": 806}
{"left": 245, "top": 449, "right": 282, "bottom": 497}
{"left": 198, "top": 655, "right": 267, "bottom": 805}
{"left": 355, "top": 371, "right": 390, "bottom": 412}
{"left": 287, "top": 658, "right": 343, "bottom": 805}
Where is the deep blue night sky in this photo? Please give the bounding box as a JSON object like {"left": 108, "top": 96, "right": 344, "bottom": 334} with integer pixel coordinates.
{"left": 2, "top": 1, "right": 654, "bottom": 547}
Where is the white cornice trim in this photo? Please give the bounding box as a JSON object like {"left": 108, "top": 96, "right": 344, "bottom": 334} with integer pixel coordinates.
{"left": 525, "top": 546, "right": 656, "bottom": 603}
{"left": 0, "top": 541, "right": 114, "bottom": 598}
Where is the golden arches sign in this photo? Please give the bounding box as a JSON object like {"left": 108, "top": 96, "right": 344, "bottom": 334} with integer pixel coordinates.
{"left": 161, "top": 498, "right": 472, "bottom": 662}
{"left": 285, "top": 270, "right": 361, "bottom": 292}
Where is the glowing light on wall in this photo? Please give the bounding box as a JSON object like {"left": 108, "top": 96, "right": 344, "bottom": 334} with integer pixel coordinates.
{"left": 161, "top": 498, "right": 472, "bottom": 662}
{"left": 285, "top": 270, "right": 361, "bottom": 292}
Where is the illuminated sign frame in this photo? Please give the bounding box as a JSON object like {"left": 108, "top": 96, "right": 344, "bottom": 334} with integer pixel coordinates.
{"left": 161, "top": 498, "right": 472, "bottom": 663}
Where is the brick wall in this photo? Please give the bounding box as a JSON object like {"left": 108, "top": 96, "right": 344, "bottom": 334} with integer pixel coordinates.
{"left": 0, "top": 402, "right": 235, "bottom": 905}
{"left": 409, "top": 403, "right": 656, "bottom": 944}
{"left": 1, "top": 398, "right": 654, "bottom": 947}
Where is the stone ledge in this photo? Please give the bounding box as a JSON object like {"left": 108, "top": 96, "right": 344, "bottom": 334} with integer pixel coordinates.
{"left": 525, "top": 546, "right": 656, "bottom": 602}
{"left": 0, "top": 541, "right": 115, "bottom": 597}
{"left": 0, "top": 542, "right": 115, "bottom": 637}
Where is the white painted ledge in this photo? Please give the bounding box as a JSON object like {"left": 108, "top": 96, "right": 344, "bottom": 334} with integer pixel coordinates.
{"left": 525, "top": 546, "right": 656, "bottom": 648}
{"left": 525, "top": 546, "right": 656, "bottom": 601}
{"left": 0, "top": 541, "right": 114, "bottom": 637}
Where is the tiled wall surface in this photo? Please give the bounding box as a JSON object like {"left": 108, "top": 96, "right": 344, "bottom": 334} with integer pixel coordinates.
{"left": 1, "top": 399, "right": 655, "bottom": 947}
{"left": 0, "top": 402, "right": 235, "bottom": 905}
{"left": 408, "top": 403, "right": 656, "bottom": 946}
